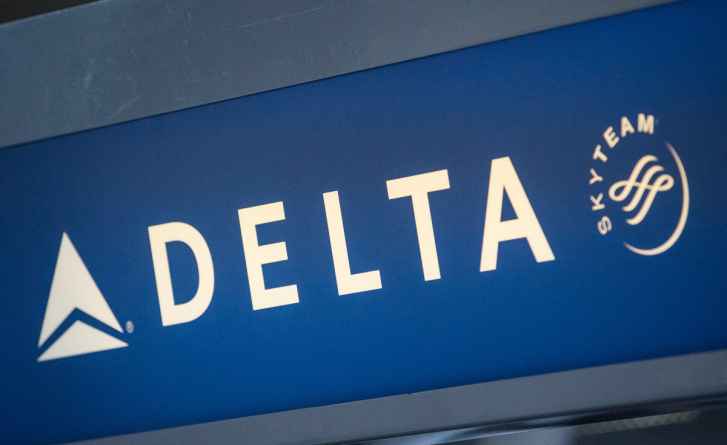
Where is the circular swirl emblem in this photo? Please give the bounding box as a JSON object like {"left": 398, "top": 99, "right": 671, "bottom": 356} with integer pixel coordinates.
{"left": 587, "top": 113, "right": 689, "bottom": 256}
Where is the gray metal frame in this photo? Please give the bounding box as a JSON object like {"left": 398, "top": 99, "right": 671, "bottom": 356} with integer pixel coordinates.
{"left": 77, "top": 350, "right": 727, "bottom": 444}
{"left": 6, "top": 1, "right": 722, "bottom": 444}
{"left": 1, "top": 0, "right": 672, "bottom": 148}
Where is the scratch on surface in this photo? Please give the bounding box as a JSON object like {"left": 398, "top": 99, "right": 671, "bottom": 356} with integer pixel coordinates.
{"left": 109, "top": 95, "right": 140, "bottom": 120}
{"left": 237, "top": 1, "right": 332, "bottom": 31}
{"left": 82, "top": 58, "right": 97, "bottom": 90}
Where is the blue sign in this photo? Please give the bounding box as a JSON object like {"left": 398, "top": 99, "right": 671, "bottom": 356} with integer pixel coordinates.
{"left": 2, "top": 2, "right": 726, "bottom": 443}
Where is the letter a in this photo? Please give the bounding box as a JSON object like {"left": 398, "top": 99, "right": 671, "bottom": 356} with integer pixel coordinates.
{"left": 480, "top": 157, "right": 555, "bottom": 272}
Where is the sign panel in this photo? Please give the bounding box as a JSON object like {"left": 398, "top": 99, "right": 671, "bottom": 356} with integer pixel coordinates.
{"left": 2, "top": 2, "right": 726, "bottom": 443}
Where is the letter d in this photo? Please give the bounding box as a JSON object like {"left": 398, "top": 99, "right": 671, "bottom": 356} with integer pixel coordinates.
{"left": 148, "top": 222, "right": 215, "bottom": 326}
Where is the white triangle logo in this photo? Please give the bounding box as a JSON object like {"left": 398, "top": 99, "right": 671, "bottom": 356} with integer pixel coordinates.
{"left": 37, "top": 233, "right": 127, "bottom": 362}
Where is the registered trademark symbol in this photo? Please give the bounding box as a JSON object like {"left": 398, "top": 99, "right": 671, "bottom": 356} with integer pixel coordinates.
{"left": 125, "top": 320, "right": 135, "bottom": 334}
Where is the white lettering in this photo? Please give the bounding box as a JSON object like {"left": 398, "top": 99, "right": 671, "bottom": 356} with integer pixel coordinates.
{"left": 238, "top": 202, "right": 299, "bottom": 310}
{"left": 387, "top": 169, "right": 450, "bottom": 281}
{"left": 590, "top": 193, "right": 605, "bottom": 211}
{"left": 148, "top": 222, "right": 215, "bottom": 326}
{"left": 480, "top": 157, "right": 555, "bottom": 272}
{"left": 589, "top": 168, "right": 604, "bottom": 185}
{"left": 620, "top": 116, "right": 635, "bottom": 138}
{"left": 592, "top": 144, "right": 608, "bottom": 163}
{"left": 323, "top": 191, "right": 382, "bottom": 296}
{"left": 603, "top": 126, "right": 620, "bottom": 148}
{"left": 597, "top": 216, "right": 612, "bottom": 235}
{"left": 638, "top": 113, "right": 655, "bottom": 134}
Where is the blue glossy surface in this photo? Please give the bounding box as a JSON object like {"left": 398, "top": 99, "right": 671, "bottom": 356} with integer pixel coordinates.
{"left": 1, "top": 1, "right": 726, "bottom": 443}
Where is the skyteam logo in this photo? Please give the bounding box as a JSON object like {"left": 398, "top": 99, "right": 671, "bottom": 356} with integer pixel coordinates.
{"left": 37, "top": 233, "right": 128, "bottom": 362}
{"left": 588, "top": 113, "right": 689, "bottom": 255}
